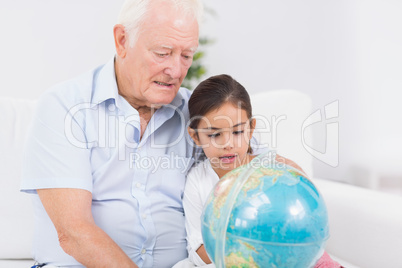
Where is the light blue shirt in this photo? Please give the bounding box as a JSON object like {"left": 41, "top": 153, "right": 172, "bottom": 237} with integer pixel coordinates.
{"left": 21, "top": 58, "right": 197, "bottom": 268}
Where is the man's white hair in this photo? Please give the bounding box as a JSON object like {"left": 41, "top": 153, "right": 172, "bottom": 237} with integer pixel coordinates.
{"left": 117, "top": 0, "right": 203, "bottom": 48}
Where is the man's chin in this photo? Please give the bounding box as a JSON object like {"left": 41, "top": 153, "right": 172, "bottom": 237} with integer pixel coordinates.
{"left": 145, "top": 86, "right": 179, "bottom": 107}
{"left": 148, "top": 95, "right": 176, "bottom": 108}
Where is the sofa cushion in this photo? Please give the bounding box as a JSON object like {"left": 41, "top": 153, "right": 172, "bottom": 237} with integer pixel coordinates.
{"left": 0, "top": 259, "right": 36, "bottom": 268}
{"left": 316, "top": 178, "right": 402, "bottom": 268}
{"left": 0, "top": 97, "right": 36, "bottom": 259}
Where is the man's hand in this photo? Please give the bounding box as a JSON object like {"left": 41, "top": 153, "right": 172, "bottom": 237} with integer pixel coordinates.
{"left": 38, "top": 188, "right": 138, "bottom": 268}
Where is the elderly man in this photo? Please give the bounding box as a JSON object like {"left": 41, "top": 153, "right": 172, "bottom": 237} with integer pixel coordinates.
{"left": 21, "top": 0, "right": 202, "bottom": 267}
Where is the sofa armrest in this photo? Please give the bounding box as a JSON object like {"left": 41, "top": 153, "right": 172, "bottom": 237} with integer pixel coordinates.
{"left": 0, "top": 97, "right": 36, "bottom": 259}
{"left": 314, "top": 178, "right": 402, "bottom": 268}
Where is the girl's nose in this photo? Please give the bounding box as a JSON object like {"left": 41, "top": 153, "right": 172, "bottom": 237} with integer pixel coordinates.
{"left": 222, "top": 132, "right": 234, "bottom": 150}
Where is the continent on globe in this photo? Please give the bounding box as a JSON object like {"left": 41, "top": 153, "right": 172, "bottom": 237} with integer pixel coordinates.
{"left": 225, "top": 252, "right": 258, "bottom": 268}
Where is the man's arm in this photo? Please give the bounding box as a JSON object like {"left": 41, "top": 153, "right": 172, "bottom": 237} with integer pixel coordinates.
{"left": 37, "top": 188, "right": 138, "bottom": 268}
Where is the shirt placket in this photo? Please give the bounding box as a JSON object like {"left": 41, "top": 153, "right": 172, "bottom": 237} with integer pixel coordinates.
{"left": 131, "top": 142, "right": 157, "bottom": 267}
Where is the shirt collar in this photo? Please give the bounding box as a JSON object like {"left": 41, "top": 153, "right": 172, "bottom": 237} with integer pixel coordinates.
{"left": 90, "top": 57, "right": 119, "bottom": 108}
{"left": 165, "top": 88, "right": 186, "bottom": 111}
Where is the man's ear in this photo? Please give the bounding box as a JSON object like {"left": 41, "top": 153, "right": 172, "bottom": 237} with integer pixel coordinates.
{"left": 114, "top": 24, "right": 128, "bottom": 58}
{"left": 188, "top": 127, "right": 201, "bottom": 146}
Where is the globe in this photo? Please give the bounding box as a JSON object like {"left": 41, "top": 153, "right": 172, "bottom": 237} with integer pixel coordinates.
{"left": 201, "top": 152, "right": 329, "bottom": 268}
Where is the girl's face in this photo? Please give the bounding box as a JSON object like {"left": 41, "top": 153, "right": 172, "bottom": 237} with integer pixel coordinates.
{"left": 189, "top": 102, "right": 256, "bottom": 178}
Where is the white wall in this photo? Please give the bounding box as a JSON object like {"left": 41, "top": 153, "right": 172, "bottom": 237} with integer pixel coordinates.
{"left": 201, "top": 0, "right": 402, "bottom": 190}
{"left": 0, "top": 0, "right": 124, "bottom": 99}
{"left": 1, "top": 1, "right": 401, "bottom": 191}
{"left": 353, "top": 0, "right": 402, "bottom": 190}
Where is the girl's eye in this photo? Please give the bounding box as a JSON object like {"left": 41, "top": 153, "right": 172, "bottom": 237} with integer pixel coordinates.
{"left": 208, "top": 133, "right": 221, "bottom": 138}
{"left": 233, "top": 130, "right": 244, "bottom": 135}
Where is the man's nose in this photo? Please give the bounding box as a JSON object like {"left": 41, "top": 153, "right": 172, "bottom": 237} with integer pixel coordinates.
{"left": 164, "top": 55, "right": 183, "bottom": 79}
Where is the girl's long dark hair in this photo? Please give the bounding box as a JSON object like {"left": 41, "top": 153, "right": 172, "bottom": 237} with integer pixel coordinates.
{"left": 188, "top": 74, "right": 252, "bottom": 130}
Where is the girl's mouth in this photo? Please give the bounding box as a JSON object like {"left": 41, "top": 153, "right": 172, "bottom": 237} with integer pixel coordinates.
{"left": 220, "top": 154, "right": 236, "bottom": 163}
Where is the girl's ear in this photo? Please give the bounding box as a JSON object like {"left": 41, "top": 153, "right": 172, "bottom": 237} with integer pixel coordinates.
{"left": 248, "top": 118, "right": 256, "bottom": 138}
{"left": 188, "top": 127, "right": 201, "bottom": 146}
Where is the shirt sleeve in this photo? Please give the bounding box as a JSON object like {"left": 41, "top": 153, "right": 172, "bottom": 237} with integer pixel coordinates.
{"left": 20, "top": 90, "right": 93, "bottom": 193}
{"left": 183, "top": 168, "right": 208, "bottom": 266}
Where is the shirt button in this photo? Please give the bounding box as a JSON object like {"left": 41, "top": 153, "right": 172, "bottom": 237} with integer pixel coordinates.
{"left": 142, "top": 213, "right": 147, "bottom": 219}
{"left": 141, "top": 248, "right": 146, "bottom": 254}
{"left": 136, "top": 183, "right": 141, "bottom": 188}
{"left": 108, "top": 103, "right": 116, "bottom": 112}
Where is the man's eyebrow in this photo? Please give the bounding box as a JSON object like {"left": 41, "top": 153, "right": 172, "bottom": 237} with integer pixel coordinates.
{"left": 188, "top": 47, "right": 197, "bottom": 53}
{"left": 159, "top": 45, "right": 197, "bottom": 53}
{"left": 161, "top": 45, "right": 173, "bottom": 50}
{"left": 201, "top": 122, "right": 247, "bottom": 130}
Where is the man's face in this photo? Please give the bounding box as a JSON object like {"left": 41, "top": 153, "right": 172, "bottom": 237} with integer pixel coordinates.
{"left": 120, "top": 2, "right": 199, "bottom": 107}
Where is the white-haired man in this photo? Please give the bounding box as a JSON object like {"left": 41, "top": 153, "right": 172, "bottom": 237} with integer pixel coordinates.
{"left": 21, "top": 0, "right": 203, "bottom": 267}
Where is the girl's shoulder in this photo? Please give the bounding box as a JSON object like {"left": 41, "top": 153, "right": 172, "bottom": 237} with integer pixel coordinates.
{"left": 187, "top": 159, "right": 218, "bottom": 184}
{"left": 188, "top": 159, "right": 213, "bottom": 177}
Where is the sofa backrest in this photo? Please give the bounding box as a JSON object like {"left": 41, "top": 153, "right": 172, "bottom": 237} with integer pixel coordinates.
{"left": 0, "top": 97, "right": 36, "bottom": 259}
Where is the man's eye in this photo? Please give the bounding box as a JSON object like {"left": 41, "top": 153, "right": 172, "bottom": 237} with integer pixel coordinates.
{"left": 183, "top": 55, "right": 192, "bottom": 60}
{"left": 156, "top": 53, "right": 168, "bottom": 57}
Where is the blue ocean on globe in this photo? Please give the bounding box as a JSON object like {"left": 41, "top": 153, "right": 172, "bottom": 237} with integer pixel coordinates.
{"left": 201, "top": 152, "right": 329, "bottom": 268}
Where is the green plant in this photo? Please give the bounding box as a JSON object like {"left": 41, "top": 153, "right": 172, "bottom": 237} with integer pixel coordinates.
{"left": 182, "top": 37, "right": 212, "bottom": 90}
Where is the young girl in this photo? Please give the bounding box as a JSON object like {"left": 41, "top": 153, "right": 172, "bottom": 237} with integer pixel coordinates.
{"left": 183, "top": 74, "right": 342, "bottom": 267}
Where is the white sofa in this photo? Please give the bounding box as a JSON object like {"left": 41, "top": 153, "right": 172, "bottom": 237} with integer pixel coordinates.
{"left": 1, "top": 91, "right": 401, "bottom": 268}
